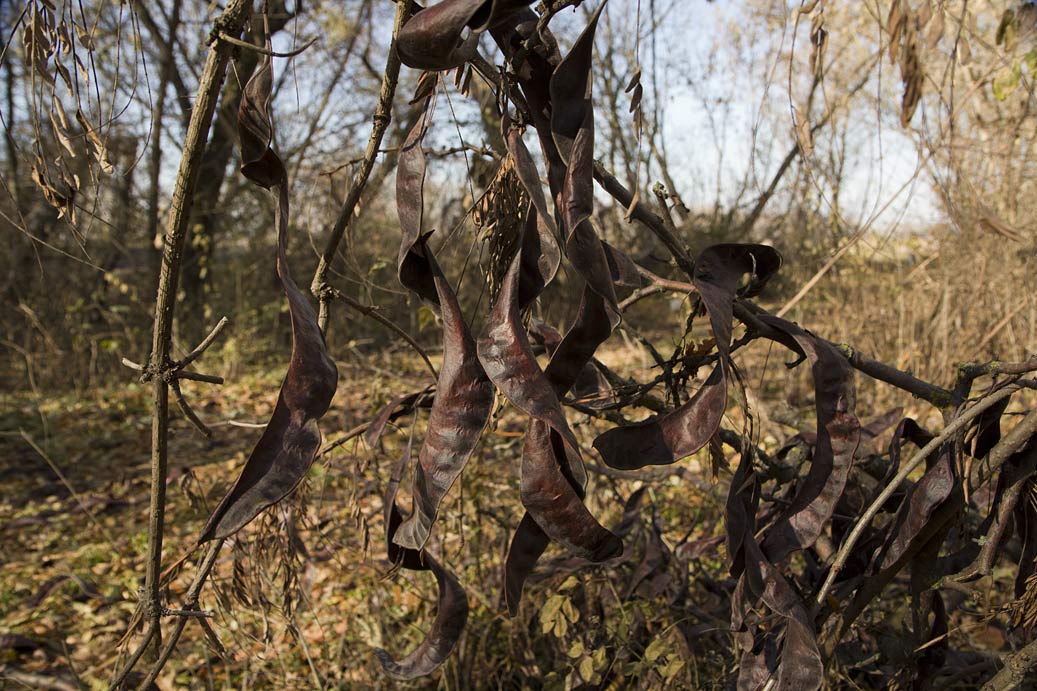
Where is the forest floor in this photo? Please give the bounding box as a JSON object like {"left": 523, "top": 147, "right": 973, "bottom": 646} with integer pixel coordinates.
{"left": 0, "top": 334, "right": 1029, "bottom": 690}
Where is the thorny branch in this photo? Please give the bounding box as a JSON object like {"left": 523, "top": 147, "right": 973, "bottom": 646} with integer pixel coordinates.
{"left": 110, "top": 1, "right": 251, "bottom": 688}
{"left": 591, "top": 160, "right": 958, "bottom": 408}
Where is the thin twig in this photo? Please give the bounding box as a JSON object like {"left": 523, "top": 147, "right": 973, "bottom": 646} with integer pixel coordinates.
{"left": 971, "top": 303, "right": 1027, "bottom": 357}
{"left": 318, "top": 422, "right": 370, "bottom": 458}
{"left": 178, "top": 316, "right": 230, "bottom": 369}
{"left": 311, "top": 0, "right": 413, "bottom": 332}
{"left": 217, "top": 31, "right": 316, "bottom": 57}
{"left": 174, "top": 370, "right": 224, "bottom": 385}
{"left": 774, "top": 227, "right": 866, "bottom": 318}
{"left": 170, "top": 379, "right": 211, "bottom": 437}
{"left": 815, "top": 382, "right": 1025, "bottom": 608}
{"left": 121, "top": 358, "right": 226, "bottom": 386}
{"left": 332, "top": 289, "right": 438, "bottom": 379}
{"left": 592, "top": 160, "right": 697, "bottom": 276}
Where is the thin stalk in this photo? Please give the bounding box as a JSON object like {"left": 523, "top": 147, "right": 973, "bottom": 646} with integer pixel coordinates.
{"left": 112, "top": 2, "right": 251, "bottom": 687}
{"left": 311, "top": 0, "right": 413, "bottom": 332}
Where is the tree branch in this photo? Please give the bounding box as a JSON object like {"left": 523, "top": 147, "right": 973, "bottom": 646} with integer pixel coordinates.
{"left": 311, "top": 0, "right": 413, "bottom": 333}
{"left": 111, "top": 1, "right": 251, "bottom": 687}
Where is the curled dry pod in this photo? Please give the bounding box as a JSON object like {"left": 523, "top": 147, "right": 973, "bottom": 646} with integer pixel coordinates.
{"left": 594, "top": 244, "right": 781, "bottom": 470}
{"left": 548, "top": 1, "right": 620, "bottom": 327}
{"left": 504, "top": 485, "right": 646, "bottom": 617}
{"left": 396, "top": 118, "right": 437, "bottom": 303}
{"left": 757, "top": 315, "right": 860, "bottom": 563}
{"left": 377, "top": 110, "right": 483, "bottom": 678}
{"left": 490, "top": 5, "right": 632, "bottom": 614}
{"left": 493, "top": 293, "right": 620, "bottom": 614}
{"left": 374, "top": 555, "right": 468, "bottom": 680}
{"left": 378, "top": 451, "right": 469, "bottom": 679}
{"left": 392, "top": 116, "right": 492, "bottom": 552}
{"left": 479, "top": 250, "right": 577, "bottom": 447}
{"left": 503, "top": 514, "right": 551, "bottom": 616}
{"left": 397, "top": 0, "right": 536, "bottom": 70}
{"left": 479, "top": 249, "right": 621, "bottom": 562}
{"left": 594, "top": 364, "right": 726, "bottom": 471}
{"left": 393, "top": 257, "right": 493, "bottom": 551}
{"left": 875, "top": 441, "right": 959, "bottom": 570}
{"left": 520, "top": 419, "right": 622, "bottom": 561}
{"left": 504, "top": 122, "right": 560, "bottom": 304}
{"left": 200, "top": 52, "right": 337, "bottom": 542}
{"left": 727, "top": 448, "right": 823, "bottom": 691}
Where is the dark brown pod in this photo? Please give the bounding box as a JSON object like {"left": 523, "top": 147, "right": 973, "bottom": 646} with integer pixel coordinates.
{"left": 201, "top": 52, "right": 337, "bottom": 542}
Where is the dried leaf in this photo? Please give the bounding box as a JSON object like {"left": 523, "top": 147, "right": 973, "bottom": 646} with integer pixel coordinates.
{"left": 795, "top": 110, "right": 814, "bottom": 158}
{"left": 410, "top": 70, "right": 440, "bottom": 104}
{"left": 926, "top": 7, "right": 944, "bottom": 49}
{"left": 977, "top": 204, "right": 1024, "bottom": 241}
{"left": 957, "top": 35, "right": 972, "bottom": 65}
{"left": 75, "top": 108, "right": 114, "bottom": 174}
{"left": 887, "top": 0, "right": 905, "bottom": 65}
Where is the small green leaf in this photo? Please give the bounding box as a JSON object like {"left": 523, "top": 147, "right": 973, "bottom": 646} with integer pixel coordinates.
{"left": 992, "top": 64, "right": 1021, "bottom": 101}
{"left": 661, "top": 654, "right": 685, "bottom": 680}
{"left": 417, "top": 304, "right": 438, "bottom": 331}
{"left": 540, "top": 594, "right": 564, "bottom": 634}
{"left": 645, "top": 636, "right": 668, "bottom": 663}
{"left": 561, "top": 598, "right": 579, "bottom": 623}
{"left": 579, "top": 656, "right": 594, "bottom": 681}
{"left": 567, "top": 640, "right": 585, "bottom": 658}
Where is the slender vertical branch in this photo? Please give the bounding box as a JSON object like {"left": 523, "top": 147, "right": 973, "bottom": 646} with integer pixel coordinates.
{"left": 133, "top": 540, "right": 225, "bottom": 691}
{"left": 112, "top": 2, "right": 252, "bottom": 688}
{"left": 311, "top": 0, "right": 413, "bottom": 333}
